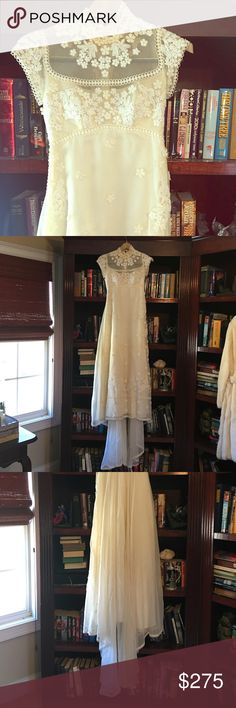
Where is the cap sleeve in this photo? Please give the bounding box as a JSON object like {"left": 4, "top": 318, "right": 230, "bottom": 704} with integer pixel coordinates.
{"left": 97, "top": 254, "right": 107, "bottom": 279}
{"left": 11, "top": 36, "right": 45, "bottom": 109}
{"left": 160, "top": 28, "right": 193, "bottom": 99}
{"left": 143, "top": 254, "right": 153, "bottom": 277}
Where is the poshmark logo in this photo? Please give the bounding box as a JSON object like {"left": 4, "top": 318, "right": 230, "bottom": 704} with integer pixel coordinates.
{"left": 7, "top": 7, "right": 117, "bottom": 28}
{"left": 7, "top": 6, "right": 27, "bottom": 28}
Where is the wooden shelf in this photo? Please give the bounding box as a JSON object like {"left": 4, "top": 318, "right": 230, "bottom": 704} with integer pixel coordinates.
{"left": 212, "top": 593, "right": 236, "bottom": 609}
{"left": 149, "top": 343, "right": 177, "bottom": 350}
{"left": 146, "top": 298, "right": 179, "bottom": 304}
{"left": 1, "top": 158, "right": 236, "bottom": 176}
{"left": 168, "top": 159, "right": 236, "bottom": 176}
{"left": 149, "top": 471, "right": 189, "bottom": 477}
{"left": 53, "top": 527, "right": 91, "bottom": 536}
{"left": 158, "top": 529, "right": 187, "bottom": 537}
{"left": 0, "top": 158, "right": 47, "bottom": 174}
{"left": 196, "top": 392, "right": 217, "bottom": 403}
{"left": 214, "top": 533, "right": 236, "bottom": 542}
{"left": 200, "top": 295, "right": 236, "bottom": 303}
{"left": 71, "top": 434, "right": 175, "bottom": 443}
{"left": 72, "top": 388, "right": 176, "bottom": 398}
{"left": 73, "top": 342, "right": 97, "bottom": 349}
{"left": 163, "top": 589, "right": 186, "bottom": 597}
{"left": 54, "top": 585, "right": 86, "bottom": 595}
{"left": 197, "top": 347, "right": 222, "bottom": 354}
{"left": 55, "top": 641, "right": 98, "bottom": 654}
{"left": 74, "top": 296, "right": 105, "bottom": 303}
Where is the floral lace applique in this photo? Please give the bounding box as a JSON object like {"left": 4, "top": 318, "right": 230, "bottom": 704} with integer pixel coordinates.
{"left": 61, "top": 31, "right": 153, "bottom": 78}
{"left": 160, "top": 28, "right": 191, "bottom": 98}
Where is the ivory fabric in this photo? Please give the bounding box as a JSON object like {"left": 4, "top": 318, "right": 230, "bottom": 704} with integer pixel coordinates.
{"left": 83, "top": 471, "right": 164, "bottom": 665}
{"left": 91, "top": 245, "right": 152, "bottom": 469}
{"left": 217, "top": 316, "right": 236, "bottom": 462}
{"left": 12, "top": 28, "right": 191, "bottom": 236}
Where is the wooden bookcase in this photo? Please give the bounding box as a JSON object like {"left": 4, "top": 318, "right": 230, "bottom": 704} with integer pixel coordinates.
{"left": 1, "top": 33, "right": 236, "bottom": 233}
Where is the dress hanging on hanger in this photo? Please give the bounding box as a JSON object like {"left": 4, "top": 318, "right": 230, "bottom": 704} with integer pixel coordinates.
{"left": 11, "top": 28, "right": 193, "bottom": 236}
{"left": 91, "top": 243, "right": 153, "bottom": 469}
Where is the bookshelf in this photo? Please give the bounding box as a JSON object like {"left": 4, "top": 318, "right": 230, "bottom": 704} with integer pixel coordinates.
{"left": 1, "top": 32, "right": 236, "bottom": 234}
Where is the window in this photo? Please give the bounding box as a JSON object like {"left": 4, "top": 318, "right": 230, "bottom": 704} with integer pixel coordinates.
{"left": 0, "top": 474, "right": 38, "bottom": 639}
{"left": 0, "top": 339, "right": 52, "bottom": 423}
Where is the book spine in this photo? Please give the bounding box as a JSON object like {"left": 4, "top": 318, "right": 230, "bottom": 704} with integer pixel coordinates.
{"left": 165, "top": 98, "right": 173, "bottom": 156}
{"left": 185, "top": 89, "right": 195, "bottom": 159}
{"left": 189, "top": 89, "right": 202, "bottom": 158}
{"left": 13, "top": 79, "right": 30, "bottom": 158}
{"left": 198, "top": 89, "right": 208, "bottom": 158}
{"left": 169, "top": 91, "right": 181, "bottom": 158}
{"left": 177, "top": 89, "right": 189, "bottom": 158}
{"left": 0, "top": 79, "right": 15, "bottom": 157}
{"left": 214, "top": 89, "right": 233, "bottom": 160}
{"left": 229, "top": 89, "right": 236, "bottom": 159}
{"left": 221, "top": 491, "right": 230, "bottom": 533}
{"left": 180, "top": 199, "right": 196, "bottom": 237}
{"left": 28, "top": 88, "right": 46, "bottom": 157}
{"left": 202, "top": 90, "right": 219, "bottom": 160}
{"left": 25, "top": 193, "right": 40, "bottom": 236}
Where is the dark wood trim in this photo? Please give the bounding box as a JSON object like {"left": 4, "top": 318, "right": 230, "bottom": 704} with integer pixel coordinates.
{"left": 60, "top": 253, "right": 75, "bottom": 471}
{"left": 199, "top": 472, "right": 216, "bottom": 644}
{"left": 38, "top": 474, "right": 54, "bottom": 677}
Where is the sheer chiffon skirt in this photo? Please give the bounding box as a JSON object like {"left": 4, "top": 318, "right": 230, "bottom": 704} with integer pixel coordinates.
{"left": 83, "top": 472, "right": 164, "bottom": 665}
{"left": 101, "top": 419, "right": 145, "bottom": 470}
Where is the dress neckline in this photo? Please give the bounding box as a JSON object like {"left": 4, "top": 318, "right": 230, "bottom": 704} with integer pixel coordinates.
{"left": 108, "top": 245, "right": 143, "bottom": 270}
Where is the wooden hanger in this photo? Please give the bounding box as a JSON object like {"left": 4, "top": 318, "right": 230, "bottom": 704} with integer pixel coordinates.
{"left": 120, "top": 239, "right": 132, "bottom": 252}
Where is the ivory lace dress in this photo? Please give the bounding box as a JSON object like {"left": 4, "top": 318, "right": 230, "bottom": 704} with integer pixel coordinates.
{"left": 91, "top": 244, "right": 153, "bottom": 470}
{"left": 12, "top": 28, "right": 192, "bottom": 236}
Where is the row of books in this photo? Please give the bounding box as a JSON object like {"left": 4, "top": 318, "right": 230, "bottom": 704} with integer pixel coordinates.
{"left": 145, "top": 405, "right": 175, "bottom": 437}
{"left": 72, "top": 408, "right": 105, "bottom": 435}
{"left": 151, "top": 367, "right": 176, "bottom": 393}
{"left": 74, "top": 270, "right": 106, "bottom": 298}
{"left": 6, "top": 189, "right": 44, "bottom": 236}
{"left": 71, "top": 447, "right": 103, "bottom": 473}
{"left": 74, "top": 349, "right": 96, "bottom": 384}
{"left": 215, "top": 485, "right": 236, "bottom": 534}
{"left": 213, "top": 551, "right": 236, "bottom": 600}
{"left": 0, "top": 78, "right": 47, "bottom": 158}
{"left": 54, "top": 656, "right": 100, "bottom": 673}
{"left": 0, "top": 413, "right": 19, "bottom": 445}
{"left": 145, "top": 271, "right": 179, "bottom": 300}
{"left": 196, "top": 361, "right": 219, "bottom": 397}
{"left": 198, "top": 453, "right": 221, "bottom": 474}
{"left": 165, "top": 88, "right": 236, "bottom": 160}
{"left": 198, "top": 312, "right": 230, "bottom": 349}
{"left": 163, "top": 604, "right": 184, "bottom": 646}
{"left": 160, "top": 558, "right": 186, "bottom": 591}
{"left": 170, "top": 192, "right": 196, "bottom": 238}
{"left": 74, "top": 316, "right": 102, "bottom": 343}
{"left": 60, "top": 535, "right": 87, "bottom": 571}
{"left": 200, "top": 265, "right": 227, "bottom": 297}
{"left": 54, "top": 607, "right": 96, "bottom": 643}
{"left": 139, "top": 447, "right": 173, "bottom": 474}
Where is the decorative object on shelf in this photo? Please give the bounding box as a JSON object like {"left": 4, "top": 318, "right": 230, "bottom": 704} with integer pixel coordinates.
{"left": 166, "top": 504, "right": 187, "bottom": 530}
{"left": 212, "top": 204, "right": 236, "bottom": 238}
{"left": 152, "top": 361, "right": 176, "bottom": 392}
{"left": 160, "top": 549, "right": 175, "bottom": 560}
{"left": 160, "top": 324, "right": 177, "bottom": 344}
{"left": 53, "top": 505, "right": 69, "bottom": 526}
{"left": 217, "top": 611, "right": 236, "bottom": 641}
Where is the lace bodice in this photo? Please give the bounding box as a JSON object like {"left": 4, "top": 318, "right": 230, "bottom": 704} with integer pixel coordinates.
{"left": 12, "top": 28, "right": 191, "bottom": 139}
{"left": 10, "top": 27, "right": 192, "bottom": 237}
{"left": 98, "top": 246, "right": 153, "bottom": 278}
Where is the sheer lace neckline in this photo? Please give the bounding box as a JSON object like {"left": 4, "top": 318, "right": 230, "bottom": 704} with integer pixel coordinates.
{"left": 107, "top": 245, "right": 143, "bottom": 270}
{"left": 45, "top": 28, "right": 162, "bottom": 87}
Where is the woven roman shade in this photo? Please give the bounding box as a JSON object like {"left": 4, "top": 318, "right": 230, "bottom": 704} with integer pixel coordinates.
{"left": 0, "top": 254, "right": 53, "bottom": 341}
{"left": 0, "top": 473, "right": 33, "bottom": 525}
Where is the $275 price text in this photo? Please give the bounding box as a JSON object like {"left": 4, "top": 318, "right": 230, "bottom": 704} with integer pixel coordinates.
{"left": 179, "top": 673, "right": 223, "bottom": 691}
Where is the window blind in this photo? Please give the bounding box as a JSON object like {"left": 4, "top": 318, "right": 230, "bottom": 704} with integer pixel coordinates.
{"left": 0, "top": 255, "right": 53, "bottom": 341}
